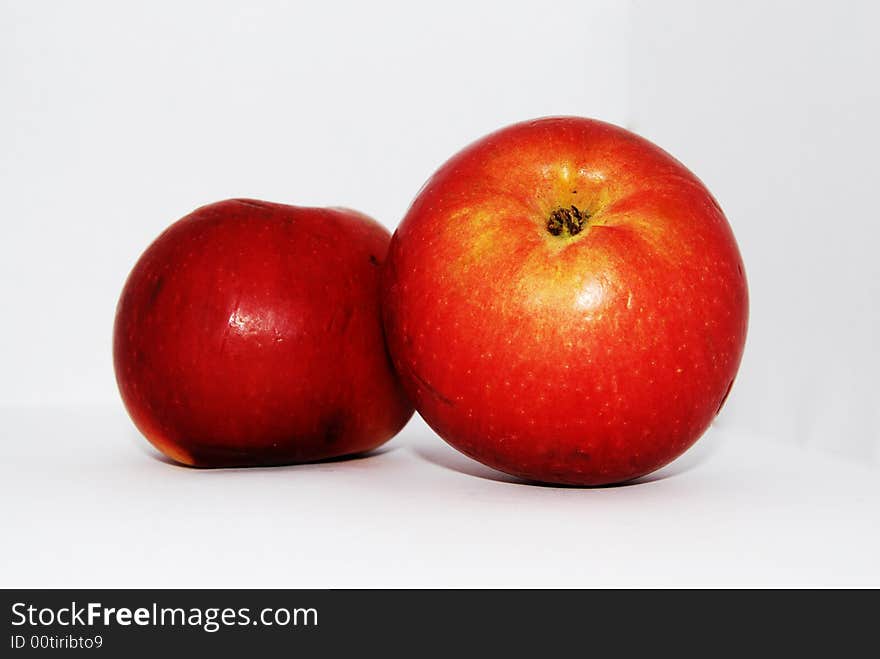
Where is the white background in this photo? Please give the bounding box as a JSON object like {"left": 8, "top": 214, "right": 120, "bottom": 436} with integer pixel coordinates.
{"left": 1, "top": 0, "right": 878, "bottom": 587}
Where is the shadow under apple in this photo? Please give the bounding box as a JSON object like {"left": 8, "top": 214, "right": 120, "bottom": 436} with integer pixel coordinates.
{"left": 412, "top": 426, "right": 724, "bottom": 489}
{"left": 129, "top": 427, "right": 398, "bottom": 472}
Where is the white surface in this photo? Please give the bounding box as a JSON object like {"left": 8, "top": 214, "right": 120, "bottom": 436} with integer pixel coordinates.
{"left": 630, "top": 0, "right": 880, "bottom": 462}
{"left": 2, "top": 406, "right": 878, "bottom": 588}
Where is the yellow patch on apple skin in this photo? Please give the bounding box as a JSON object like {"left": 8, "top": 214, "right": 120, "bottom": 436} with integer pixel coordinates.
{"left": 122, "top": 398, "right": 199, "bottom": 466}
{"left": 512, "top": 239, "right": 620, "bottom": 323}
{"left": 441, "top": 203, "right": 533, "bottom": 275}
{"left": 449, "top": 207, "right": 502, "bottom": 262}
{"left": 136, "top": 424, "right": 196, "bottom": 465}
{"left": 134, "top": 415, "right": 197, "bottom": 466}
{"left": 153, "top": 439, "right": 197, "bottom": 467}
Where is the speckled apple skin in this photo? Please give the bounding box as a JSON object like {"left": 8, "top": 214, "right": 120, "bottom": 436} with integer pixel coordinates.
{"left": 114, "top": 199, "right": 413, "bottom": 467}
{"left": 382, "top": 117, "right": 748, "bottom": 485}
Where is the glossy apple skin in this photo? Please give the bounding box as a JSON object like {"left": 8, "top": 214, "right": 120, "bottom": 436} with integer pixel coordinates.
{"left": 383, "top": 117, "right": 748, "bottom": 485}
{"left": 114, "top": 199, "right": 413, "bottom": 467}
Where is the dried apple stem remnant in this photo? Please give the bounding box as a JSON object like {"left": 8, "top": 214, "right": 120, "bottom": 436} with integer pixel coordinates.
{"left": 547, "top": 205, "right": 591, "bottom": 237}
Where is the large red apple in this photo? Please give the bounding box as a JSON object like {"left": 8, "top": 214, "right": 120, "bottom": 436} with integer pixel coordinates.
{"left": 382, "top": 118, "right": 748, "bottom": 485}
{"left": 114, "top": 199, "right": 413, "bottom": 467}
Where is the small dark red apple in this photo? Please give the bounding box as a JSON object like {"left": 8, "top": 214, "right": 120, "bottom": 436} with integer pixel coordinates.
{"left": 382, "top": 117, "right": 748, "bottom": 485}
{"left": 114, "top": 199, "right": 413, "bottom": 467}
